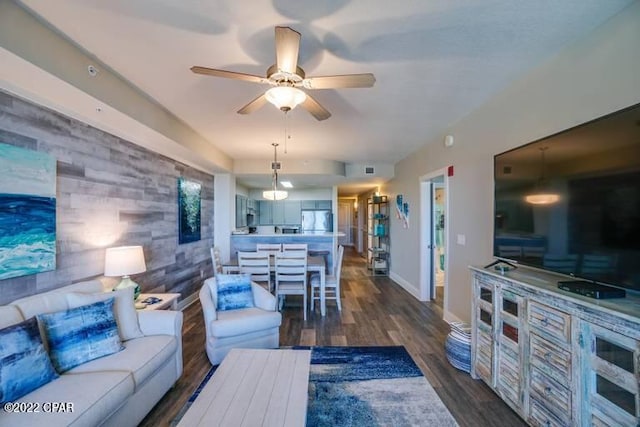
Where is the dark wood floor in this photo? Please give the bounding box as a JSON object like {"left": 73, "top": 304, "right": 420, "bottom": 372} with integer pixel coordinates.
{"left": 140, "top": 247, "right": 526, "bottom": 427}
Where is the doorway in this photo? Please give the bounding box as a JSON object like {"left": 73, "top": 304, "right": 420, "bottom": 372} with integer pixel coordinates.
{"left": 420, "top": 169, "right": 449, "bottom": 310}
{"left": 337, "top": 201, "right": 353, "bottom": 247}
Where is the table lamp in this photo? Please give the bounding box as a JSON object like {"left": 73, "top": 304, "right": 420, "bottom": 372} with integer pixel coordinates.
{"left": 104, "top": 245, "right": 146, "bottom": 300}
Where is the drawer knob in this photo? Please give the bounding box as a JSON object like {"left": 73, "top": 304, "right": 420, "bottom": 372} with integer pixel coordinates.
{"left": 544, "top": 352, "right": 552, "bottom": 362}
{"left": 544, "top": 386, "right": 552, "bottom": 396}
{"left": 544, "top": 421, "right": 551, "bottom": 427}
{"left": 540, "top": 317, "right": 549, "bottom": 326}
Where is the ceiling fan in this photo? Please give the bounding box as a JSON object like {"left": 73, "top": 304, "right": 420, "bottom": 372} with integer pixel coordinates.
{"left": 191, "top": 26, "right": 375, "bottom": 121}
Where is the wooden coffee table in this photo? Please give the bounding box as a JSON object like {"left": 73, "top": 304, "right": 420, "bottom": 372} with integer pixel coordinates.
{"left": 177, "top": 348, "right": 311, "bottom": 427}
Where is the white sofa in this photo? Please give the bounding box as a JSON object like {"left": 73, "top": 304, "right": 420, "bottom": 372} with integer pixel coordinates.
{"left": 200, "top": 277, "right": 281, "bottom": 365}
{"left": 0, "top": 280, "right": 183, "bottom": 427}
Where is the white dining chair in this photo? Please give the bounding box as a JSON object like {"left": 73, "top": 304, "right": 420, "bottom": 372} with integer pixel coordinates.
{"left": 282, "top": 243, "right": 308, "bottom": 252}
{"left": 238, "top": 251, "right": 272, "bottom": 291}
{"left": 274, "top": 250, "right": 308, "bottom": 320}
{"left": 256, "top": 243, "right": 282, "bottom": 255}
{"left": 210, "top": 246, "right": 223, "bottom": 277}
{"left": 311, "top": 245, "right": 344, "bottom": 312}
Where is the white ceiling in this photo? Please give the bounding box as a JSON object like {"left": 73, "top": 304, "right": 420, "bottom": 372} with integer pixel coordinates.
{"left": 11, "top": 0, "right": 636, "bottom": 195}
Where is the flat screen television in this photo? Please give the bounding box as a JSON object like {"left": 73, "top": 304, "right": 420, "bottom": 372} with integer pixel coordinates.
{"left": 493, "top": 103, "right": 640, "bottom": 293}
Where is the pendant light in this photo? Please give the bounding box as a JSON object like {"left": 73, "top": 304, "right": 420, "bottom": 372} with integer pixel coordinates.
{"left": 525, "top": 147, "right": 559, "bottom": 205}
{"left": 263, "top": 143, "right": 288, "bottom": 201}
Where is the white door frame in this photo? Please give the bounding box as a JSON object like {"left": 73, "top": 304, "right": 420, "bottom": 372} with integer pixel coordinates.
{"left": 419, "top": 168, "right": 450, "bottom": 303}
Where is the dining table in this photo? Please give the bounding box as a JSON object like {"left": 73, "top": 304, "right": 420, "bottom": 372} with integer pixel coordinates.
{"left": 222, "top": 255, "right": 328, "bottom": 316}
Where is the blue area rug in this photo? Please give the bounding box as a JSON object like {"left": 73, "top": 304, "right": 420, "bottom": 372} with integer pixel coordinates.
{"left": 172, "top": 346, "right": 458, "bottom": 426}
{"left": 303, "top": 346, "right": 458, "bottom": 426}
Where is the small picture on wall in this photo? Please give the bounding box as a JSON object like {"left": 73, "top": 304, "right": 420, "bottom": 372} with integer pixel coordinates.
{"left": 178, "top": 178, "right": 201, "bottom": 244}
{"left": 396, "top": 194, "right": 410, "bottom": 228}
{"left": 0, "top": 143, "right": 56, "bottom": 280}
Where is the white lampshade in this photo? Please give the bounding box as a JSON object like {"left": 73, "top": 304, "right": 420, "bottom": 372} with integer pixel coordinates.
{"left": 104, "top": 246, "right": 147, "bottom": 276}
{"left": 104, "top": 246, "right": 146, "bottom": 300}
{"left": 262, "top": 189, "right": 289, "bottom": 201}
{"left": 265, "top": 86, "right": 306, "bottom": 111}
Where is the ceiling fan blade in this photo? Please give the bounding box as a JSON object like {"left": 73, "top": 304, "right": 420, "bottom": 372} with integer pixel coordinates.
{"left": 275, "top": 26, "right": 300, "bottom": 75}
{"left": 303, "top": 73, "right": 376, "bottom": 89}
{"left": 237, "top": 93, "right": 268, "bottom": 115}
{"left": 191, "top": 66, "right": 267, "bottom": 84}
{"left": 300, "top": 94, "right": 331, "bottom": 121}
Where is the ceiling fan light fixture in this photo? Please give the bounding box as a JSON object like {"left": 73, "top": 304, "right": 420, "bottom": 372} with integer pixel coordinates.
{"left": 265, "top": 86, "right": 306, "bottom": 111}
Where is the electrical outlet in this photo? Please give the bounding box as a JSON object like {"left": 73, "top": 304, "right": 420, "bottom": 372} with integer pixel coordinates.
{"left": 457, "top": 234, "right": 466, "bottom": 245}
{"left": 200, "top": 269, "right": 204, "bottom": 278}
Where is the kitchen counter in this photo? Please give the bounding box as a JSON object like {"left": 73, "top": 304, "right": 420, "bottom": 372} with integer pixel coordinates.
{"left": 230, "top": 233, "right": 342, "bottom": 272}
{"left": 231, "top": 232, "right": 345, "bottom": 237}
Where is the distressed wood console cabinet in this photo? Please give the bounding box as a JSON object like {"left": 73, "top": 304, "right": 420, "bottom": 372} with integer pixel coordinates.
{"left": 470, "top": 265, "right": 640, "bottom": 426}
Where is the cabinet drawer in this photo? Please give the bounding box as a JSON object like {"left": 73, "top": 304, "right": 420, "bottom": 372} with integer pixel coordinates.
{"left": 530, "top": 367, "right": 571, "bottom": 421}
{"left": 528, "top": 301, "right": 571, "bottom": 344}
{"left": 529, "top": 398, "right": 570, "bottom": 427}
{"left": 530, "top": 333, "right": 571, "bottom": 383}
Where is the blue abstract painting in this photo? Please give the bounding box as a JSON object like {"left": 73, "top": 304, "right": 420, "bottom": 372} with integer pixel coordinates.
{"left": 178, "top": 177, "right": 201, "bottom": 244}
{"left": 0, "top": 143, "right": 56, "bottom": 280}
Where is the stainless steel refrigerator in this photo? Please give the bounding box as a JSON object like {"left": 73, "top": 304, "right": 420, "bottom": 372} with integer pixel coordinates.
{"left": 301, "top": 210, "right": 332, "bottom": 233}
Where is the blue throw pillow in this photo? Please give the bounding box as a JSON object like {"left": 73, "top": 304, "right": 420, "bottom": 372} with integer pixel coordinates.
{"left": 215, "top": 274, "right": 255, "bottom": 311}
{"left": 0, "top": 317, "right": 59, "bottom": 403}
{"left": 38, "top": 298, "right": 123, "bottom": 373}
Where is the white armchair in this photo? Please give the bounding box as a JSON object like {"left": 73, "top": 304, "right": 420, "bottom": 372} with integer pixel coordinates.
{"left": 200, "top": 277, "right": 282, "bottom": 365}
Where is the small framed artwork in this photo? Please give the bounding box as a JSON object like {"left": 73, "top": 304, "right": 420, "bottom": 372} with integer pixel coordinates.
{"left": 178, "top": 178, "right": 201, "bottom": 244}
{"left": 0, "top": 143, "right": 57, "bottom": 279}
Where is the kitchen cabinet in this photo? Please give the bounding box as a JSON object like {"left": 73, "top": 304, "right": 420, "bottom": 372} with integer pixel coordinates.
{"left": 272, "top": 201, "right": 285, "bottom": 225}
{"left": 284, "top": 201, "right": 301, "bottom": 224}
{"left": 316, "top": 200, "right": 332, "bottom": 209}
{"left": 258, "top": 200, "right": 272, "bottom": 225}
{"left": 235, "top": 195, "right": 247, "bottom": 228}
{"left": 301, "top": 200, "right": 332, "bottom": 210}
{"left": 247, "top": 198, "right": 257, "bottom": 213}
{"left": 258, "top": 200, "right": 301, "bottom": 225}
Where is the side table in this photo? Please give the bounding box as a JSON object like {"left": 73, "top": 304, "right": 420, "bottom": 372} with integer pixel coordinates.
{"left": 136, "top": 293, "right": 180, "bottom": 311}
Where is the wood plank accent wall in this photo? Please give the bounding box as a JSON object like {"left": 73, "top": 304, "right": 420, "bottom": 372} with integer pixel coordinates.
{"left": 0, "top": 90, "right": 214, "bottom": 304}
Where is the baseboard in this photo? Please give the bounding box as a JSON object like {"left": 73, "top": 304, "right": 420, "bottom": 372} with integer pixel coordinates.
{"left": 443, "top": 310, "right": 464, "bottom": 325}
{"left": 388, "top": 271, "right": 422, "bottom": 301}
{"left": 178, "top": 291, "right": 199, "bottom": 311}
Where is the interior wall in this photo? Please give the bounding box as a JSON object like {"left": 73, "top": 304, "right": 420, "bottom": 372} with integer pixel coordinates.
{"left": 387, "top": 2, "right": 640, "bottom": 323}
{"left": 0, "top": 90, "right": 214, "bottom": 304}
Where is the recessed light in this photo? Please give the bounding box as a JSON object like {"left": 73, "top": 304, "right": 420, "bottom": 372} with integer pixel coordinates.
{"left": 281, "top": 181, "right": 293, "bottom": 188}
